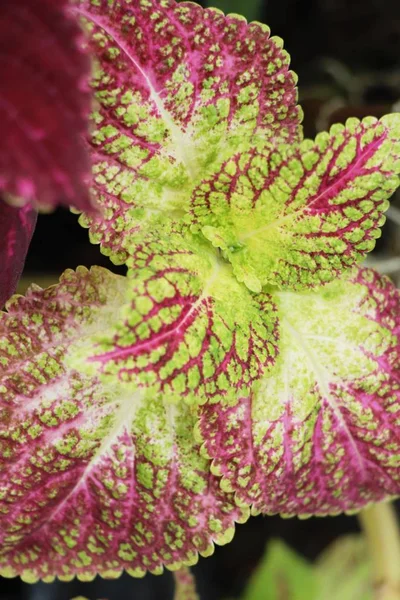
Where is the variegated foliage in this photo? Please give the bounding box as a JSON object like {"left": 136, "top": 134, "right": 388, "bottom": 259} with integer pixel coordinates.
{"left": 0, "top": 0, "right": 400, "bottom": 582}
{"left": 0, "top": 268, "right": 247, "bottom": 581}
{"left": 197, "top": 269, "right": 400, "bottom": 516}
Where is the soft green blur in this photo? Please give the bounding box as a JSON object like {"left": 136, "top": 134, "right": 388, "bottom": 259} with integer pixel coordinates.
{"left": 240, "top": 536, "right": 373, "bottom": 600}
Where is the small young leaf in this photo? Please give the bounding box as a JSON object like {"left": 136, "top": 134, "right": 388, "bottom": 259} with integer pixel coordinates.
{"left": 190, "top": 116, "right": 400, "bottom": 292}
{"left": 0, "top": 0, "right": 93, "bottom": 210}
{"left": 0, "top": 202, "right": 37, "bottom": 307}
{"left": 73, "top": 228, "right": 279, "bottom": 404}
{"left": 197, "top": 268, "right": 400, "bottom": 515}
{"left": 0, "top": 267, "right": 248, "bottom": 582}
{"left": 73, "top": 0, "right": 301, "bottom": 265}
{"left": 315, "top": 535, "right": 372, "bottom": 600}
{"left": 241, "top": 539, "right": 316, "bottom": 600}
{"left": 240, "top": 536, "right": 372, "bottom": 600}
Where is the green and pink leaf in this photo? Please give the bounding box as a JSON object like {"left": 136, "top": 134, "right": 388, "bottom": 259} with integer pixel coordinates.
{"left": 197, "top": 268, "right": 400, "bottom": 515}
{"left": 73, "top": 0, "right": 301, "bottom": 264}
{"left": 190, "top": 116, "right": 400, "bottom": 292}
{"left": 72, "top": 229, "right": 279, "bottom": 404}
{"left": 0, "top": 267, "right": 247, "bottom": 582}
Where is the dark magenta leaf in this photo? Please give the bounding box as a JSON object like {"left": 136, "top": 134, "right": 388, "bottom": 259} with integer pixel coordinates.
{"left": 0, "top": 0, "right": 93, "bottom": 210}
{"left": 0, "top": 201, "right": 37, "bottom": 307}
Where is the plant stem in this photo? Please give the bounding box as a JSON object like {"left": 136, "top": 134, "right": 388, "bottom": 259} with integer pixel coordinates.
{"left": 358, "top": 502, "right": 400, "bottom": 600}
{"left": 173, "top": 567, "right": 200, "bottom": 600}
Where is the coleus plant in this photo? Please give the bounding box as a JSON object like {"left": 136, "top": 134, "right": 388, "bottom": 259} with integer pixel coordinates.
{"left": 0, "top": 0, "right": 400, "bottom": 586}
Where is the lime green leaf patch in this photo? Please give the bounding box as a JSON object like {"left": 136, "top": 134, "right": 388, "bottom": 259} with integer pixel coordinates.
{"left": 190, "top": 115, "right": 400, "bottom": 292}
{"left": 77, "top": 230, "right": 279, "bottom": 404}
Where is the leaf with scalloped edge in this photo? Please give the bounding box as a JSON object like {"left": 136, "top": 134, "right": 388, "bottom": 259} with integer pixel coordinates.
{"left": 72, "top": 0, "right": 301, "bottom": 265}
{"left": 0, "top": 266, "right": 248, "bottom": 582}
{"left": 190, "top": 115, "right": 400, "bottom": 292}
{"left": 196, "top": 268, "right": 400, "bottom": 516}
{"left": 70, "top": 228, "right": 279, "bottom": 404}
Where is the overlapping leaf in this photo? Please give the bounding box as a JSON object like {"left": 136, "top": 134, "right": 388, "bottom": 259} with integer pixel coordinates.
{"left": 73, "top": 0, "right": 301, "bottom": 264}
{"left": 0, "top": 202, "right": 37, "bottom": 307}
{"left": 71, "top": 228, "right": 279, "bottom": 404}
{"left": 0, "top": 267, "right": 248, "bottom": 582}
{"left": 197, "top": 268, "right": 400, "bottom": 515}
{"left": 0, "top": 0, "right": 92, "bottom": 210}
{"left": 190, "top": 116, "right": 400, "bottom": 292}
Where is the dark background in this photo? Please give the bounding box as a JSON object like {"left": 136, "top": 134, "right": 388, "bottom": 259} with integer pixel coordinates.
{"left": 2, "top": 0, "right": 400, "bottom": 598}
